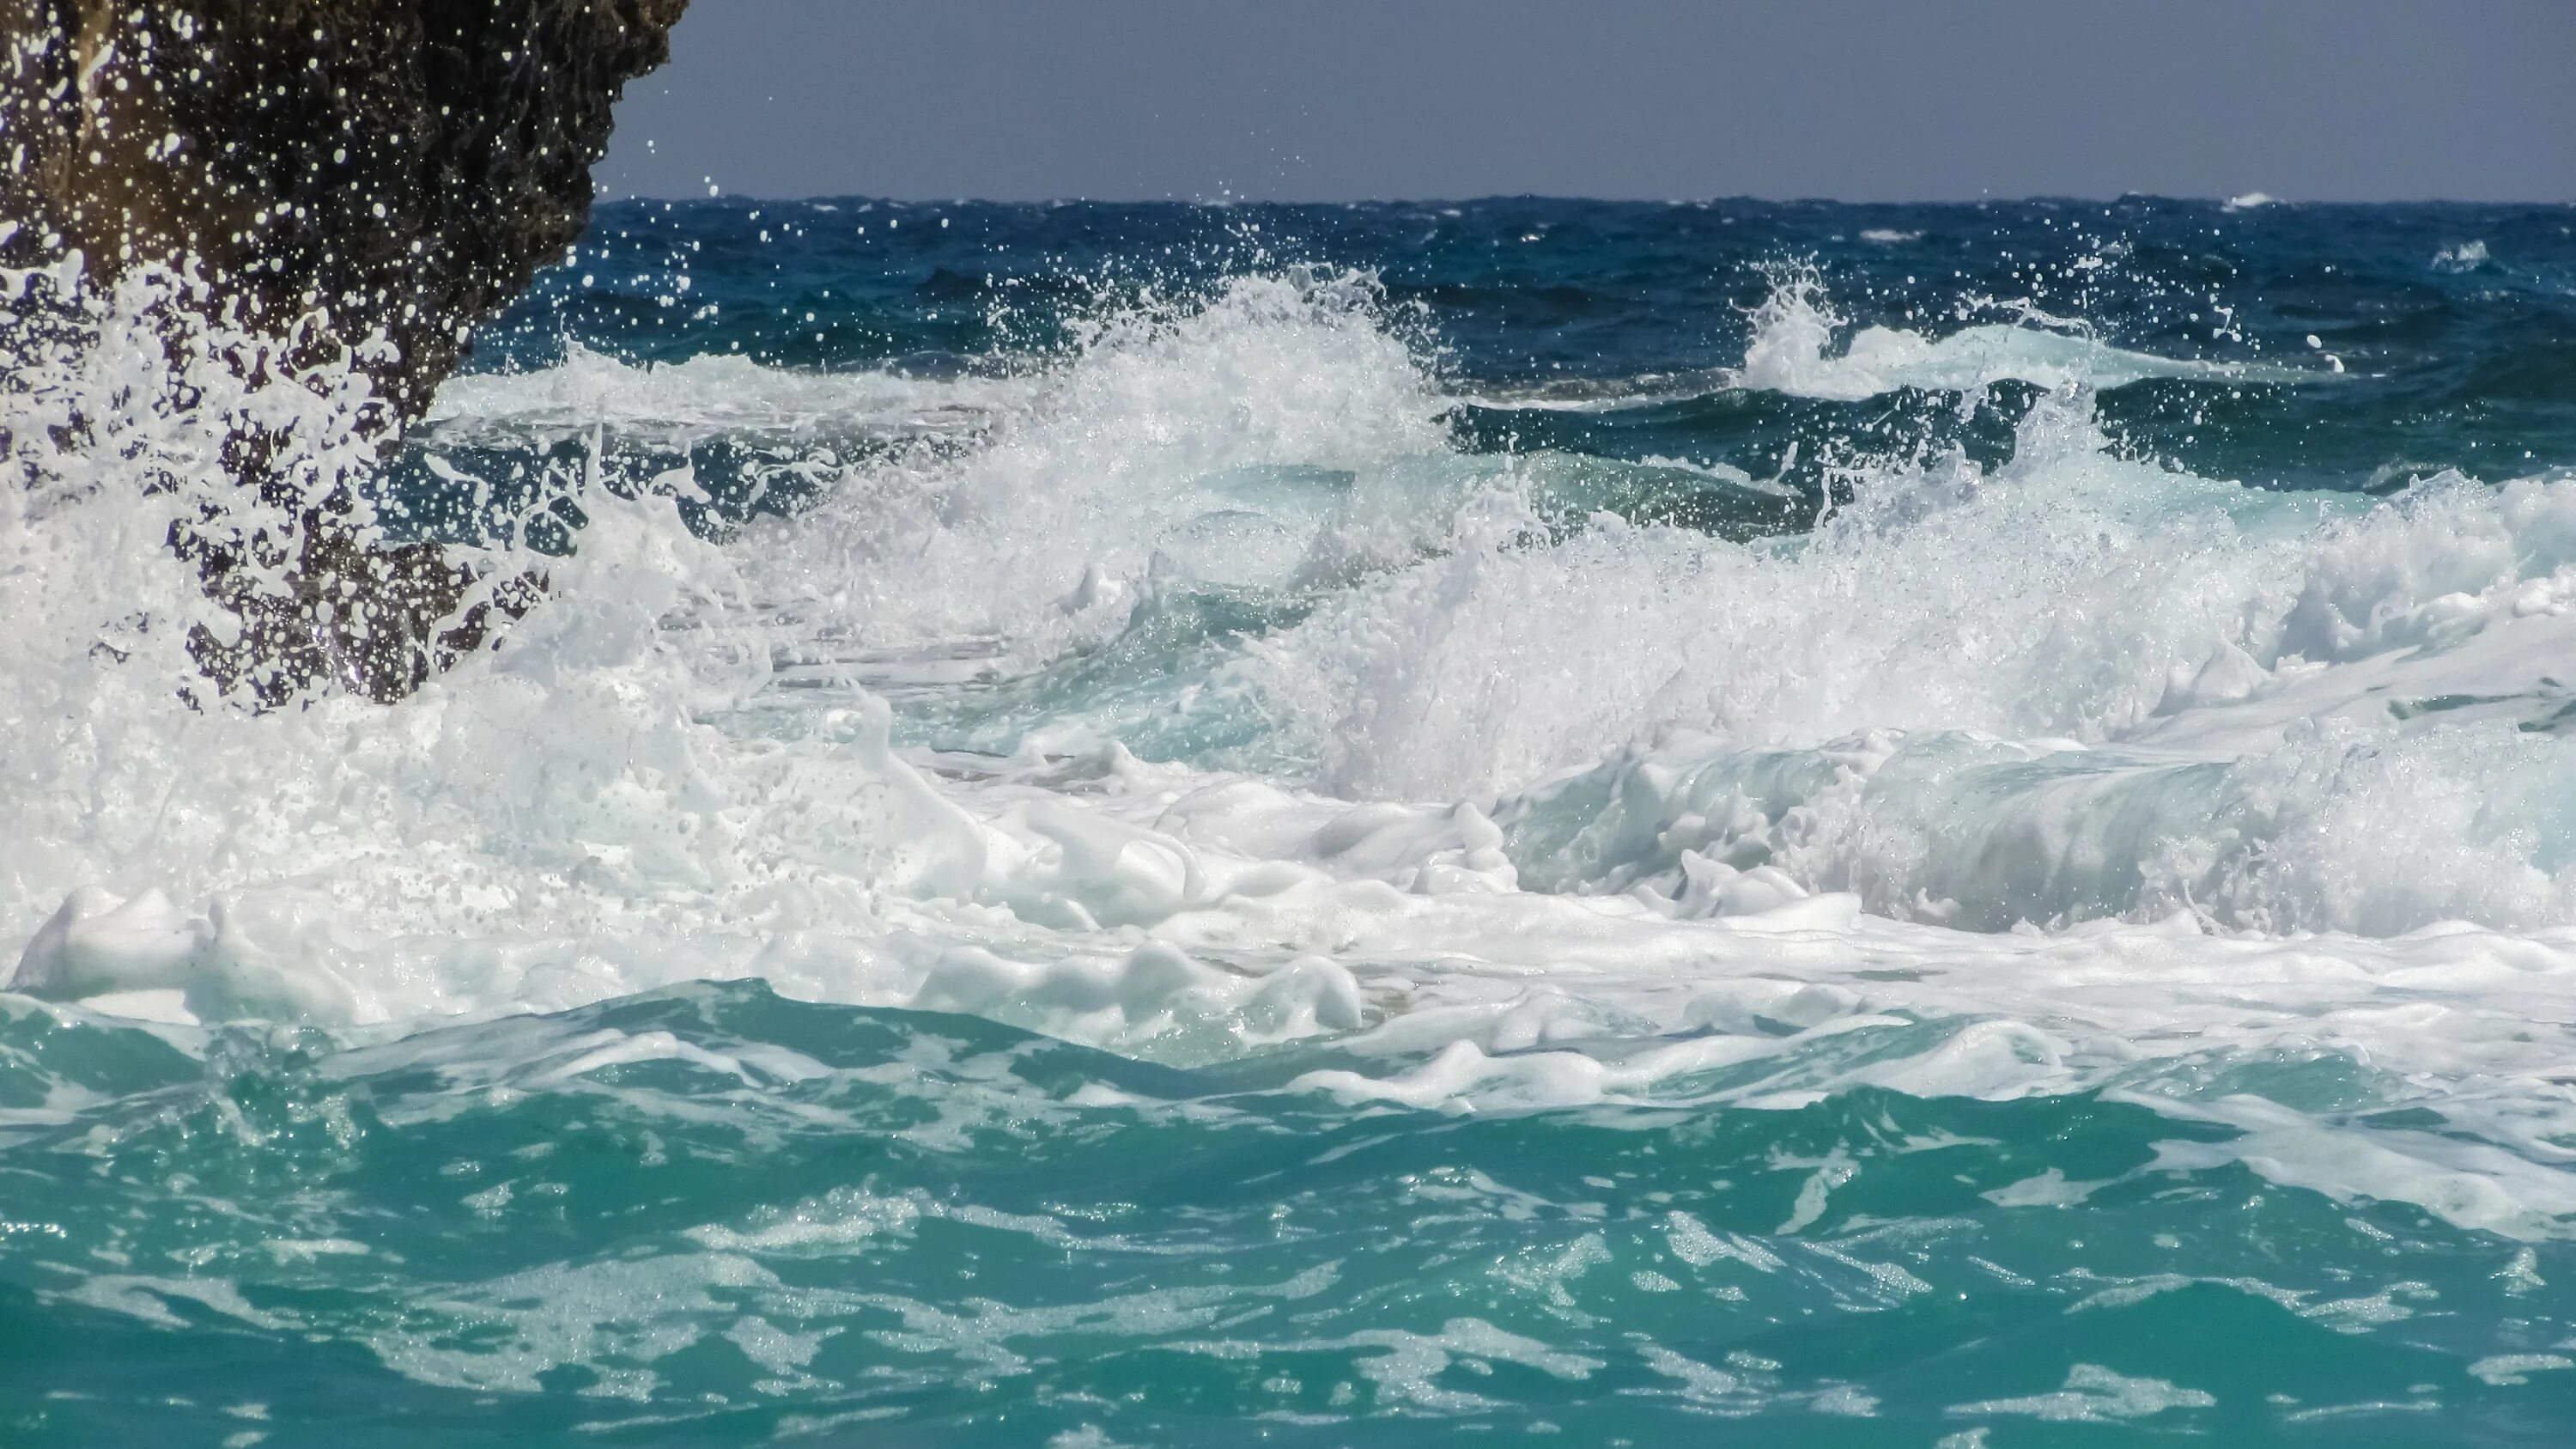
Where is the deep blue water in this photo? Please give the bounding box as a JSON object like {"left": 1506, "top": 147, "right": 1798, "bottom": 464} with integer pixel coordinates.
{"left": 499, "top": 196, "right": 2576, "bottom": 487}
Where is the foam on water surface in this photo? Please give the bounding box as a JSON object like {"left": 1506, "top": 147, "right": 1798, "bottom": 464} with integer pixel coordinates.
{"left": 1728, "top": 266, "right": 2317, "bottom": 401}
{"left": 9, "top": 200, "right": 2576, "bottom": 1444}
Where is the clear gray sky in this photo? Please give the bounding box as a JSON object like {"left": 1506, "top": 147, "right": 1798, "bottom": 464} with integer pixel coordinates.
{"left": 598, "top": 0, "right": 2576, "bottom": 204}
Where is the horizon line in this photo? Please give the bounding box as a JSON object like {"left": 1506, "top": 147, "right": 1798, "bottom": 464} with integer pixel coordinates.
{"left": 595, "top": 188, "right": 2576, "bottom": 209}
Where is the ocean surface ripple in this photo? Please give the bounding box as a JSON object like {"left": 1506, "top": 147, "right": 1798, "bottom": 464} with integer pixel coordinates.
{"left": 9, "top": 198, "right": 2576, "bottom": 1445}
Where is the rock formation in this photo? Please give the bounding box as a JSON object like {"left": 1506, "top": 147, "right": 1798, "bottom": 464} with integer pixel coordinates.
{"left": 1, "top": 0, "right": 688, "bottom": 702}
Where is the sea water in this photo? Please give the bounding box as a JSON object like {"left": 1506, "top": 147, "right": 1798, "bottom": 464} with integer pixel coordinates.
{"left": 9, "top": 198, "right": 2576, "bottom": 1444}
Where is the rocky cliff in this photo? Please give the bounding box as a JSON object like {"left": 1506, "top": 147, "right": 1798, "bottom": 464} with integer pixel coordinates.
{"left": 2, "top": 0, "right": 688, "bottom": 702}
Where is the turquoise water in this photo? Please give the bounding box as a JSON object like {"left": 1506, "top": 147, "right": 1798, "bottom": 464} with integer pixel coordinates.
{"left": 10, "top": 199, "right": 2576, "bottom": 1444}
{"left": 13, "top": 983, "right": 2575, "bottom": 1445}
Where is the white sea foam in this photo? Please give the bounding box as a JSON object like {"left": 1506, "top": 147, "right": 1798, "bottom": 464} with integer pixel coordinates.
{"left": 424, "top": 344, "right": 1024, "bottom": 443}
{"left": 1448, "top": 269, "right": 2300, "bottom": 413}
{"left": 1728, "top": 267, "right": 2307, "bottom": 400}
{"left": 11, "top": 261, "right": 2576, "bottom": 1244}
{"left": 2433, "top": 240, "right": 2491, "bottom": 274}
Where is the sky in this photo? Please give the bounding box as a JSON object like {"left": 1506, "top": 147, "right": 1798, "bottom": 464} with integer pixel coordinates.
{"left": 598, "top": 0, "right": 2576, "bottom": 204}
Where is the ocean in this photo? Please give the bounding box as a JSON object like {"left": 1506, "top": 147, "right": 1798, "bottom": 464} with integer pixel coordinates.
{"left": 8, "top": 195, "right": 2576, "bottom": 1444}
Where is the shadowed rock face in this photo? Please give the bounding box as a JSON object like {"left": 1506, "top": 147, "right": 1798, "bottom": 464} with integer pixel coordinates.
{"left": 2, "top": 0, "right": 687, "bottom": 703}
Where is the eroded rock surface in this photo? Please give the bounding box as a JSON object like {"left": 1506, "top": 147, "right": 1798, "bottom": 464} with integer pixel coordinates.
{"left": 3, "top": 0, "right": 687, "bottom": 702}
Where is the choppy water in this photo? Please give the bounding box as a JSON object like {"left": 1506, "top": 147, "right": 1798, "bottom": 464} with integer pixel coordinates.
{"left": 10, "top": 198, "right": 2576, "bottom": 1445}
